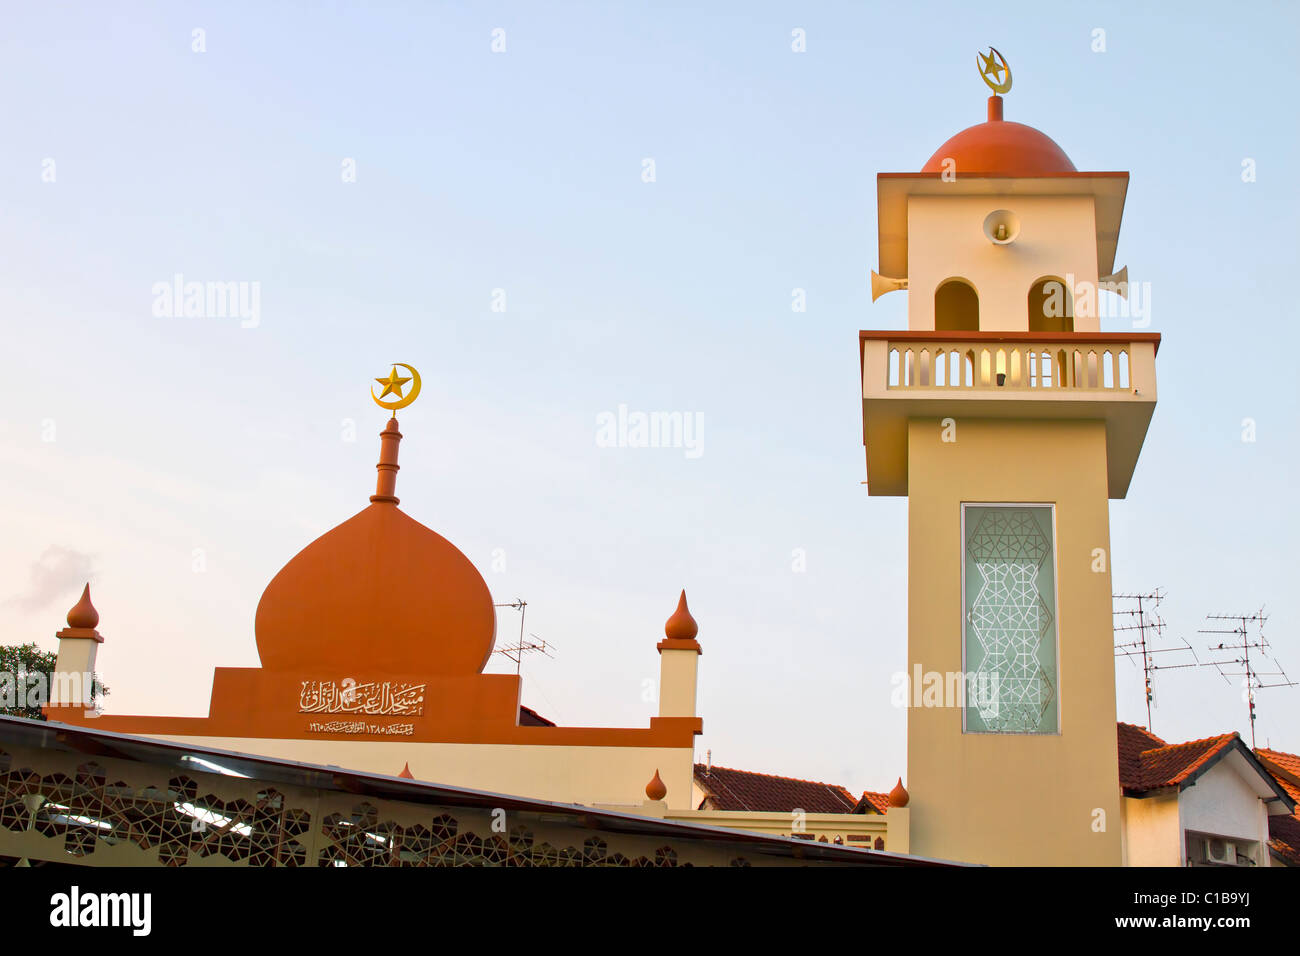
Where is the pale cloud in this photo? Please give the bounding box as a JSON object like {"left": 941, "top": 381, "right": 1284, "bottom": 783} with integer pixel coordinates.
{"left": 4, "top": 545, "right": 95, "bottom": 613}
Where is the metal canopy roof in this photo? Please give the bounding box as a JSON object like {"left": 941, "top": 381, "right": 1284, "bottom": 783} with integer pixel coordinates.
{"left": 0, "top": 716, "right": 961, "bottom": 867}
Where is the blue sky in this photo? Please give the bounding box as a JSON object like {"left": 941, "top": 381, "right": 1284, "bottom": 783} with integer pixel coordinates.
{"left": 1, "top": 1, "right": 1297, "bottom": 795}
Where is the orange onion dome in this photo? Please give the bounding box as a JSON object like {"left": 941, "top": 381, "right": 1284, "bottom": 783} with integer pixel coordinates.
{"left": 67, "top": 583, "right": 100, "bottom": 629}
{"left": 921, "top": 96, "right": 1075, "bottom": 177}
{"left": 254, "top": 419, "right": 496, "bottom": 676}
{"left": 645, "top": 769, "right": 668, "bottom": 802}
{"left": 664, "top": 590, "right": 698, "bottom": 641}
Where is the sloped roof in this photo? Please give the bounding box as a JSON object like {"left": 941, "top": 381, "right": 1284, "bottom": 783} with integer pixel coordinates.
{"left": 1268, "top": 815, "right": 1300, "bottom": 866}
{"left": 1257, "top": 748, "right": 1300, "bottom": 797}
{"left": 0, "top": 717, "right": 965, "bottom": 867}
{"left": 693, "top": 764, "right": 858, "bottom": 813}
{"left": 1116, "top": 722, "right": 1239, "bottom": 794}
{"left": 1256, "top": 747, "right": 1300, "bottom": 866}
{"left": 854, "top": 791, "right": 891, "bottom": 815}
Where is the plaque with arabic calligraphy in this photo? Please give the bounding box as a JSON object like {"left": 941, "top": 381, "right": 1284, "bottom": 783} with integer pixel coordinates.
{"left": 298, "top": 679, "right": 426, "bottom": 717}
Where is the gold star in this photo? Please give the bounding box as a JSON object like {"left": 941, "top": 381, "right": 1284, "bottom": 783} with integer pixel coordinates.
{"left": 980, "top": 50, "right": 1004, "bottom": 84}
{"left": 375, "top": 366, "right": 412, "bottom": 399}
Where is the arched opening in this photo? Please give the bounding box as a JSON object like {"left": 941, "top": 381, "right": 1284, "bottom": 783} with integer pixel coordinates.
{"left": 934, "top": 278, "right": 979, "bottom": 332}
{"left": 1029, "top": 277, "right": 1074, "bottom": 333}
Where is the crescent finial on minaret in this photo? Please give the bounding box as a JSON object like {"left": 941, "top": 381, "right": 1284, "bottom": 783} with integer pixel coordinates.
{"left": 977, "top": 47, "right": 1012, "bottom": 96}
{"left": 371, "top": 363, "right": 422, "bottom": 413}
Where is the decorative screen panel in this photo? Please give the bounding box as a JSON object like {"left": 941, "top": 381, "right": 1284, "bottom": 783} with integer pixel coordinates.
{"left": 962, "top": 505, "right": 1059, "bottom": 734}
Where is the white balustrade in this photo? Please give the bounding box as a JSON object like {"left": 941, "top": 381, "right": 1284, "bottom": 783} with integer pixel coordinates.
{"left": 885, "top": 343, "right": 1132, "bottom": 391}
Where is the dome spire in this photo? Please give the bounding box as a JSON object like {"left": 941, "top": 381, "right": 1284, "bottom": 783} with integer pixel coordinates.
{"left": 67, "top": 583, "right": 99, "bottom": 630}
{"left": 977, "top": 48, "right": 1010, "bottom": 123}
{"left": 370, "top": 417, "right": 403, "bottom": 504}
{"left": 367, "top": 363, "right": 422, "bottom": 505}
{"left": 664, "top": 590, "right": 698, "bottom": 641}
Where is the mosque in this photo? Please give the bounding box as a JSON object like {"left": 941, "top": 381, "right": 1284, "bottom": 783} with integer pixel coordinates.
{"left": 2, "top": 50, "right": 1294, "bottom": 868}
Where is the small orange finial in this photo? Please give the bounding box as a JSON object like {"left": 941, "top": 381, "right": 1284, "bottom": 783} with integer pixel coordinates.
{"left": 67, "top": 584, "right": 99, "bottom": 629}
{"left": 645, "top": 769, "right": 667, "bottom": 801}
{"left": 397, "top": 762, "right": 414, "bottom": 779}
{"left": 664, "top": 590, "right": 698, "bottom": 641}
{"left": 888, "top": 777, "right": 909, "bottom": 808}
{"left": 370, "top": 417, "right": 402, "bottom": 504}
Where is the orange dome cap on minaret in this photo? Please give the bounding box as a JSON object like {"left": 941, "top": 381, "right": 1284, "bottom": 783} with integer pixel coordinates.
{"left": 254, "top": 416, "right": 497, "bottom": 675}
{"left": 888, "top": 777, "right": 910, "bottom": 808}
{"left": 664, "top": 590, "right": 698, "bottom": 641}
{"left": 67, "top": 584, "right": 99, "bottom": 629}
{"left": 921, "top": 96, "right": 1076, "bottom": 177}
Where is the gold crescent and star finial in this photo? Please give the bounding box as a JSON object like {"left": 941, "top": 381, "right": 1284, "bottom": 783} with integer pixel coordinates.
{"left": 371, "top": 363, "right": 422, "bottom": 412}
{"left": 977, "top": 46, "right": 1012, "bottom": 95}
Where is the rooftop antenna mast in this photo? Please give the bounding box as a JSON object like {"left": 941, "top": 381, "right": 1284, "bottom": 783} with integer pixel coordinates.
{"left": 1113, "top": 588, "right": 1199, "bottom": 733}
{"left": 492, "top": 599, "right": 556, "bottom": 676}
{"left": 1198, "top": 608, "right": 1295, "bottom": 749}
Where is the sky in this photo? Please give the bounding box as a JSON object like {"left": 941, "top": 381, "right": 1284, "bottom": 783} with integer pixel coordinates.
{"left": 1, "top": 1, "right": 1297, "bottom": 798}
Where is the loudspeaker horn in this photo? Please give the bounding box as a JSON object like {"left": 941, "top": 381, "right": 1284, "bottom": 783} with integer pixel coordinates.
{"left": 871, "top": 271, "right": 909, "bottom": 302}
{"left": 1099, "top": 265, "right": 1129, "bottom": 299}
{"left": 982, "top": 208, "right": 1021, "bottom": 245}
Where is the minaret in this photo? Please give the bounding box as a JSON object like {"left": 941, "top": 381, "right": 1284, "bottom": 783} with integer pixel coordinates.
{"left": 51, "top": 584, "right": 103, "bottom": 712}
{"left": 657, "top": 590, "right": 701, "bottom": 719}
{"left": 861, "top": 50, "right": 1159, "bottom": 865}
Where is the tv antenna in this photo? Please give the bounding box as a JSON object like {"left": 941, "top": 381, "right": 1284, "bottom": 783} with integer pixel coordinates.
{"left": 1113, "top": 588, "right": 1199, "bottom": 733}
{"left": 1198, "top": 608, "right": 1295, "bottom": 749}
{"left": 492, "top": 599, "right": 556, "bottom": 676}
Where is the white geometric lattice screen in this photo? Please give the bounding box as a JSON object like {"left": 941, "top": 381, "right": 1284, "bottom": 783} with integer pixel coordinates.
{"left": 962, "top": 505, "right": 1059, "bottom": 734}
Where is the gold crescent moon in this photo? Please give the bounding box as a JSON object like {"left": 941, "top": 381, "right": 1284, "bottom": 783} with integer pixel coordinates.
{"left": 371, "top": 363, "right": 422, "bottom": 411}
{"left": 977, "top": 47, "right": 1012, "bottom": 95}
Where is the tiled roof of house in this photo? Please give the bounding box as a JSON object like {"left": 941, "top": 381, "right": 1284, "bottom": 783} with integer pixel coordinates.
{"left": 1269, "top": 814, "right": 1300, "bottom": 867}
{"left": 854, "top": 791, "right": 891, "bottom": 815}
{"left": 1256, "top": 747, "right": 1300, "bottom": 867}
{"left": 1257, "top": 748, "right": 1300, "bottom": 797}
{"left": 1116, "top": 722, "right": 1239, "bottom": 795}
{"left": 693, "top": 763, "right": 859, "bottom": 813}
{"left": 1119, "top": 724, "right": 1296, "bottom": 865}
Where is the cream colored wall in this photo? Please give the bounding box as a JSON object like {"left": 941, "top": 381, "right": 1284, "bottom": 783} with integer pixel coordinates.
{"left": 690, "top": 781, "right": 706, "bottom": 809}
{"left": 907, "top": 195, "right": 1100, "bottom": 332}
{"left": 52, "top": 639, "right": 99, "bottom": 707}
{"left": 661, "top": 808, "right": 886, "bottom": 848}
{"left": 1123, "top": 794, "right": 1182, "bottom": 866}
{"left": 148, "top": 734, "right": 697, "bottom": 811}
{"left": 658, "top": 649, "right": 699, "bottom": 718}
{"left": 906, "top": 418, "right": 1122, "bottom": 865}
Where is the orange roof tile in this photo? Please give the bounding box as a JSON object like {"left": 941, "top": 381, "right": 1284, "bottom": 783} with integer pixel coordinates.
{"left": 693, "top": 764, "right": 859, "bottom": 814}
{"left": 854, "top": 791, "right": 891, "bottom": 815}
{"left": 1257, "top": 747, "right": 1300, "bottom": 795}
{"left": 1256, "top": 747, "right": 1300, "bottom": 865}
{"left": 1269, "top": 815, "right": 1300, "bottom": 866}
{"left": 1116, "top": 722, "right": 1239, "bottom": 795}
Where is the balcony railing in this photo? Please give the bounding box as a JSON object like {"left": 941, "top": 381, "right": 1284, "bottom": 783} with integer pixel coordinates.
{"left": 861, "top": 331, "right": 1160, "bottom": 395}
{"left": 858, "top": 330, "right": 1161, "bottom": 497}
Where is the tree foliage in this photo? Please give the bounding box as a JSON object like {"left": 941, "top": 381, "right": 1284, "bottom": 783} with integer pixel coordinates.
{"left": 0, "top": 642, "right": 108, "bottom": 720}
